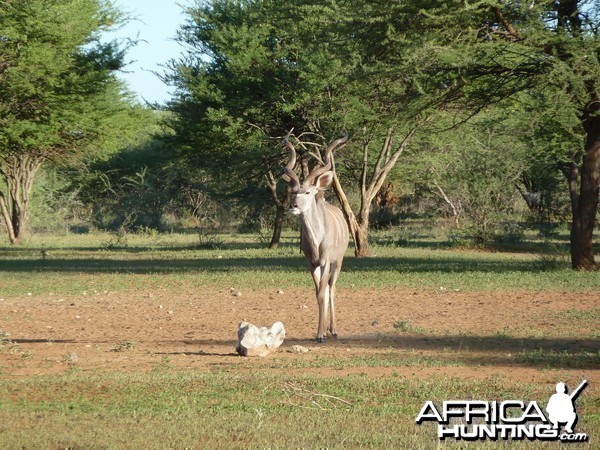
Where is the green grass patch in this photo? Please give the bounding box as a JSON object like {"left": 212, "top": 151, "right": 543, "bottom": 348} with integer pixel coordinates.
{"left": 516, "top": 348, "right": 600, "bottom": 369}
{"left": 1, "top": 369, "right": 597, "bottom": 449}
{"left": 0, "top": 232, "right": 598, "bottom": 295}
{"left": 272, "top": 350, "right": 465, "bottom": 370}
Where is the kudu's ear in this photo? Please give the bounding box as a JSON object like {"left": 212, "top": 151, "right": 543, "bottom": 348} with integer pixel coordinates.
{"left": 316, "top": 171, "right": 334, "bottom": 190}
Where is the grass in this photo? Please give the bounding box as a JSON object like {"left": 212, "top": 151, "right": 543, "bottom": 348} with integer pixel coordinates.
{"left": 272, "top": 350, "right": 467, "bottom": 370}
{"left": 1, "top": 369, "right": 597, "bottom": 449}
{"left": 0, "top": 231, "right": 598, "bottom": 296}
{"left": 516, "top": 348, "right": 600, "bottom": 369}
{"left": 0, "top": 231, "right": 598, "bottom": 448}
{"left": 392, "top": 319, "right": 425, "bottom": 334}
{"left": 0, "top": 371, "right": 387, "bottom": 447}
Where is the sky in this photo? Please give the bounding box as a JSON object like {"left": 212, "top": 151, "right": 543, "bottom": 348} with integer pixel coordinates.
{"left": 102, "top": 1, "right": 189, "bottom": 104}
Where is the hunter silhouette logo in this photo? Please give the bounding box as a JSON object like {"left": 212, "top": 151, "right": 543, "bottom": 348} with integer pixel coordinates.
{"left": 546, "top": 380, "right": 587, "bottom": 435}
{"left": 416, "top": 380, "right": 589, "bottom": 442}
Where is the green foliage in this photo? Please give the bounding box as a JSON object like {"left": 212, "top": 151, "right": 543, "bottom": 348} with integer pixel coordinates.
{"left": 414, "top": 110, "right": 528, "bottom": 243}
{"left": 47, "top": 105, "right": 222, "bottom": 233}
{"left": 0, "top": 0, "right": 140, "bottom": 243}
{"left": 3, "top": 0, "right": 598, "bottom": 260}
{"left": 78, "top": 138, "right": 200, "bottom": 231}
{"left": 162, "top": 1, "right": 597, "bottom": 253}
{"left": 0, "top": 0, "right": 131, "bottom": 159}
{"left": 28, "top": 167, "right": 88, "bottom": 234}
{"left": 165, "top": 1, "right": 434, "bottom": 197}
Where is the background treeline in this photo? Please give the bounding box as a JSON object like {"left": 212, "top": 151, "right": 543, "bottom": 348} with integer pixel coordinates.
{"left": 1, "top": 0, "right": 598, "bottom": 270}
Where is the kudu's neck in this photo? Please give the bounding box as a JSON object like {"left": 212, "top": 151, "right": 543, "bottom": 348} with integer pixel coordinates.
{"left": 300, "top": 198, "right": 328, "bottom": 248}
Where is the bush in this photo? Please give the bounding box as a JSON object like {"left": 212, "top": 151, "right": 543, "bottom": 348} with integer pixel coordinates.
{"left": 369, "top": 206, "right": 403, "bottom": 230}
{"left": 29, "top": 168, "right": 91, "bottom": 234}
{"left": 493, "top": 222, "right": 525, "bottom": 246}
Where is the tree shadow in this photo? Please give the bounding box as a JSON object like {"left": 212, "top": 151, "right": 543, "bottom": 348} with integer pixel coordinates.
{"left": 12, "top": 338, "right": 75, "bottom": 344}
{"left": 356, "top": 333, "right": 600, "bottom": 369}
{"left": 9, "top": 334, "right": 598, "bottom": 369}
{"left": 153, "top": 350, "right": 239, "bottom": 357}
{"left": 167, "top": 334, "right": 599, "bottom": 369}
{"left": 0, "top": 254, "right": 548, "bottom": 274}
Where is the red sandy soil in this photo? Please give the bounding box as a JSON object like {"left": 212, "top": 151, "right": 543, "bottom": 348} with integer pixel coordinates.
{"left": 0, "top": 288, "right": 598, "bottom": 384}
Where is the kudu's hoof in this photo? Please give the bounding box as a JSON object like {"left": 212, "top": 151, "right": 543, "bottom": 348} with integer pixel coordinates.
{"left": 316, "top": 337, "right": 327, "bottom": 344}
{"left": 331, "top": 333, "right": 338, "bottom": 340}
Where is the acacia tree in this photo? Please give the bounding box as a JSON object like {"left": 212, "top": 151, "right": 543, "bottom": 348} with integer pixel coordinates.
{"left": 417, "top": 109, "right": 530, "bottom": 239}
{"left": 0, "top": 0, "right": 131, "bottom": 243}
{"left": 412, "top": 0, "right": 599, "bottom": 270}
{"left": 167, "top": 0, "right": 598, "bottom": 265}
{"left": 165, "top": 0, "right": 435, "bottom": 255}
{"left": 163, "top": 0, "right": 296, "bottom": 245}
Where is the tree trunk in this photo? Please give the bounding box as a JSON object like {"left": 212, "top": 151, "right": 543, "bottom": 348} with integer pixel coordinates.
{"left": 563, "top": 163, "right": 580, "bottom": 221}
{"left": 570, "top": 117, "right": 600, "bottom": 270}
{"left": 0, "top": 155, "right": 42, "bottom": 245}
{"left": 0, "top": 191, "right": 18, "bottom": 243}
{"left": 265, "top": 170, "right": 290, "bottom": 249}
{"left": 555, "top": 2, "right": 599, "bottom": 270}
{"left": 331, "top": 173, "right": 370, "bottom": 257}
{"left": 354, "top": 219, "right": 370, "bottom": 257}
{"left": 434, "top": 182, "right": 461, "bottom": 227}
{"left": 269, "top": 204, "right": 286, "bottom": 249}
{"left": 328, "top": 127, "right": 417, "bottom": 258}
{"left": 11, "top": 200, "right": 25, "bottom": 244}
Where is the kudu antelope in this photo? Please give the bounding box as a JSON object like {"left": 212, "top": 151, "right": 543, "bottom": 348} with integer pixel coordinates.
{"left": 281, "top": 132, "right": 349, "bottom": 343}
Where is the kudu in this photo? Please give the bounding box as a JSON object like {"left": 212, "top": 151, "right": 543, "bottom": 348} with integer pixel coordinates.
{"left": 281, "top": 132, "right": 349, "bottom": 343}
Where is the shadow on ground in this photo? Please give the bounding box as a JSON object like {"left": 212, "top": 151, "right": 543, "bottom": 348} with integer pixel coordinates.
{"left": 13, "top": 333, "right": 599, "bottom": 369}
{"left": 0, "top": 255, "right": 546, "bottom": 274}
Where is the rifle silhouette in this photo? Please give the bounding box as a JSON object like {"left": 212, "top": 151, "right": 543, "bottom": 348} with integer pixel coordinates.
{"left": 569, "top": 380, "right": 588, "bottom": 401}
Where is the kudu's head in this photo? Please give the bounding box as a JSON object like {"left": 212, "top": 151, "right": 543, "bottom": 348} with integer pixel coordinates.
{"left": 281, "top": 131, "right": 348, "bottom": 215}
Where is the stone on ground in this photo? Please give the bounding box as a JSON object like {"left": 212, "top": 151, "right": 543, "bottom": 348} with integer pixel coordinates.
{"left": 235, "top": 321, "right": 286, "bottom": 357}
{"left": 287, "top": 345, "right": 309, "bottom": 354}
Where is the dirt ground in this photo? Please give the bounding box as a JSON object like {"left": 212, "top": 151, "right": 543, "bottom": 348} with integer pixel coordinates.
{"left": 0, "top": 287, "right": 598, "bottom": 384}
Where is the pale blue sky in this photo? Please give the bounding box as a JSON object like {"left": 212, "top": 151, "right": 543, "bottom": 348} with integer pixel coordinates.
{"left": 102, "top": 1, "right": 189, "bottom": 104}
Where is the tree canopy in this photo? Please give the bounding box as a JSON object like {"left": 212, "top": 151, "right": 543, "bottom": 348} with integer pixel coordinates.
{"left": 163, "top": 0, "right": 598, "bottom": 268}
{"left": 0, "top": 0, "right": 139, "bottom": 243}
{"left": 1, "top": 1, "right": 596, "bottom": 270}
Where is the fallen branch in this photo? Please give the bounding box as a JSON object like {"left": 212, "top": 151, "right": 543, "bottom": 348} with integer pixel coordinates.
{"left": 282, "top": 382, "right": 353, "bottom": 410}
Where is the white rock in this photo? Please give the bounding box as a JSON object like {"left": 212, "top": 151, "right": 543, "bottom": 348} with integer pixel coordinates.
{"left": 235, "top": 321, "right": 286, "bottom": 357}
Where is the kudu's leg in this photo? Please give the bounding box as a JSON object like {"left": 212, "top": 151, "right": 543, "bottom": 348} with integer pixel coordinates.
{"left": 311, "top": 262, "right": 331, "bottom": 343}
{"left": 328, "top": 260, "right": 343, "bottom": 338}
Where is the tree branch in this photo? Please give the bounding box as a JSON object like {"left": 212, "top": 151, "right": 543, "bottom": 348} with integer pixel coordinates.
{"left": 491, "top": 6, "right": 521, "bottom": 41}
{"left": 266, "top": 170, "right": 284, "bottom": 208}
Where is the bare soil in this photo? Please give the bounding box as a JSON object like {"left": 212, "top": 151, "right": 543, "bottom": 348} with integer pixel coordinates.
{"left": 1, "top": 288, "right": 598, "bottom": 383}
